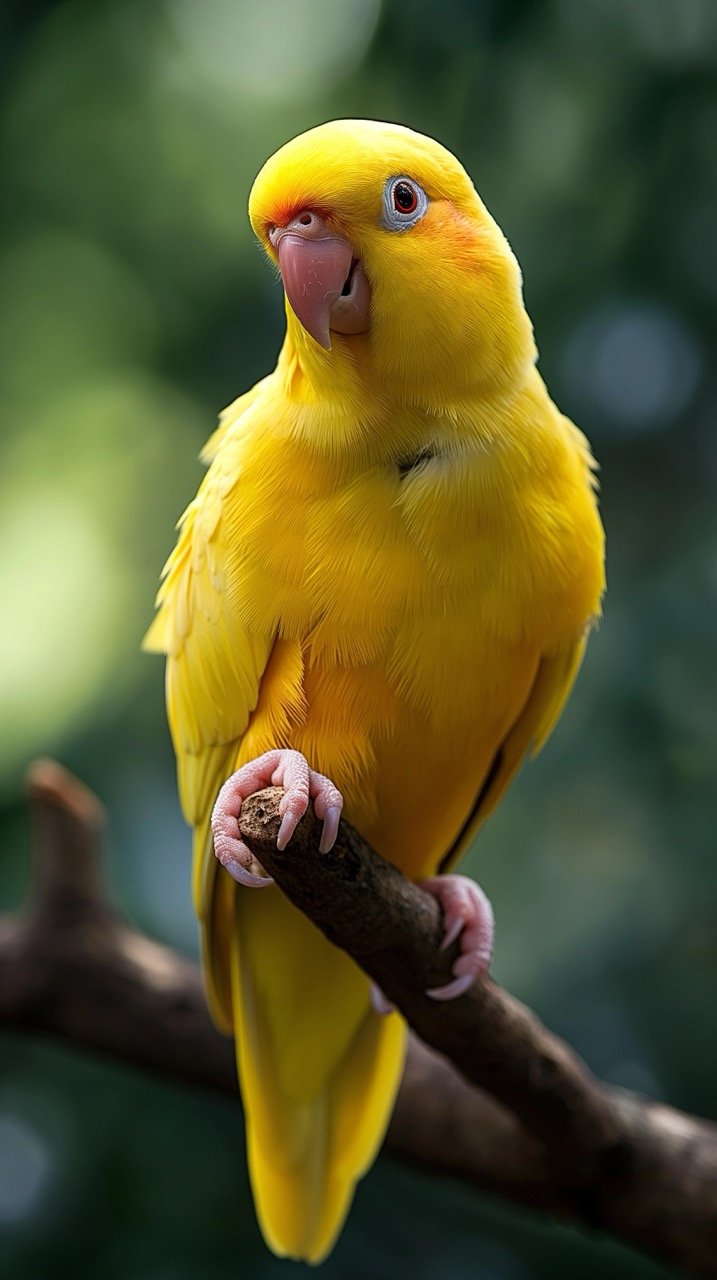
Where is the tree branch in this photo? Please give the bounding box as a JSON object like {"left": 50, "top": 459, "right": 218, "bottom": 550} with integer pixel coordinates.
{"left": 0, "top": 762, "right": 715, "bottom": 1277}
{"left": 240, "top": 790, "right": 717, "bottom": 1275}
{"left": 0, "top": 760, "right": 235, "bottom": 1093}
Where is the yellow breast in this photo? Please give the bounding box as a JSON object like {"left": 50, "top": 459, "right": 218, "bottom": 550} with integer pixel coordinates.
{"left": 218, "top": 363, "right": 603, "bottom": 878}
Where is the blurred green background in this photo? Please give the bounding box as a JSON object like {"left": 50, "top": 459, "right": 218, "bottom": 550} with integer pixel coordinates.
{"left": 1, "top": 0, "right": 715, "bottom": 1276}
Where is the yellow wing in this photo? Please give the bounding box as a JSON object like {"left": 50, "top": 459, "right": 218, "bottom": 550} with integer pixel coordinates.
{"left": 144, "top": 392, "right": 406, "bottom": 1262}
{"left": 440, "top": 630, "right": 590, "bottom": 871}
{"left": 144, "top": 389, "right": 274, "bottom": 1024}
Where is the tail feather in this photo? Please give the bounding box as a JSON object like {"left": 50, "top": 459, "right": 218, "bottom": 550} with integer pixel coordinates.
{"left": 326, "top": 1005, "right": 405, "bottom": 1184}
{"left": 202, "top": 859, "right": 235, "bottom": 1033}
{"left": 228, "top": 883, "right": 406, "bottom": 1263}
{"left": 194, "top": 822, "right": 234, "bottom": 1033}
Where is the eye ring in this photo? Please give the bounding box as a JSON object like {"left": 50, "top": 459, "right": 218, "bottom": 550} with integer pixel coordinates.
{"left": 382, "top": 175, "right": 429, "bottom": 231}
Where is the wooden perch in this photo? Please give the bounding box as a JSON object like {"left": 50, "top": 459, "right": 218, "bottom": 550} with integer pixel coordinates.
{"left": 0, "top": 762, "right": 715, "bottom": 1277}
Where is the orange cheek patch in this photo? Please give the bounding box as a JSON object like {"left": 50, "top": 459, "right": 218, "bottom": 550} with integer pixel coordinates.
{"left": 436, "top": 203, "right": 482, "bottom": 253}
{"left": 410, "top": 201, "right": 480, "bottom": 252}
{"left": 430, "top": 204, "right": 495, "bottom": 281}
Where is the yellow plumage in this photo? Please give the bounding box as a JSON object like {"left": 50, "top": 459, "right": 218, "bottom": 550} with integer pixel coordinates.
{"left": 144, "top": 120, "right": 605, "bottom": 1262}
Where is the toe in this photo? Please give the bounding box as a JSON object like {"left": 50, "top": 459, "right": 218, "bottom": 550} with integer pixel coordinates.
{"left": 212, "top": 824, "right": 274, "bottom": 888}
{"left": 273, "top": 752, "right": 311, "bottom": 848}
{"left": 421, "top": 873, "right": 494, "bottom": 1001}
{"left": 211, "top": 751, "right": 288, "bottom": 885}
{"left": 310, "top": 771, "right": 343, "bottom": 853}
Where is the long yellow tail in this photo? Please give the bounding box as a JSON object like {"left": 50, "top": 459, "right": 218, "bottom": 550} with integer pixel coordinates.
{"left": 206, "top": 858, "right": 405, "bottom": 1262}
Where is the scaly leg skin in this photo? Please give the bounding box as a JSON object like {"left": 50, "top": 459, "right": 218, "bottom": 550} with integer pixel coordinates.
{"left": 422, "top": 875, "right": 494, "bottom": 1001}
{"left": 211, "top": 749, "right": 343, "bottom": 888}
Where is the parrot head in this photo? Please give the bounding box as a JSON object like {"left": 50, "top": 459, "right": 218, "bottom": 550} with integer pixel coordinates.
{"left": 249, "top": 119, "right": 535, "bottom": 401}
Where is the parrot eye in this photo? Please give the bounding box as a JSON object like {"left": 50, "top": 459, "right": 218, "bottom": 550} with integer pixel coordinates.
{"left": 393, "top": 181, "right": 418, "bottom": 213}
{"left": 382, "top": 176, "right": 428, "bottom": 231}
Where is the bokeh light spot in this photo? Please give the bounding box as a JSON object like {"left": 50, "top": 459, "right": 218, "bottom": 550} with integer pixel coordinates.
{"left": 169, "top": 0, "right": 382, "bottom": 100}
{"left": 561, "top": 300, "right": 703, "bottom": 433}
{"left": 0, "top": 1115, "right": 53, "bottom": 1225}
{"left": 0, "top": 488, "right": 127, "bottom": 776}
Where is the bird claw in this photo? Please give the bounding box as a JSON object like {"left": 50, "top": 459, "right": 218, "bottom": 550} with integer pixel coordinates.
{"left": 425, "top": 972, "right": 475, "bottom": 1002}
{"left": 421, "top": 874, "right": 494, "bottom": 1001}
{"left": 222, "top": 856, "right": 274, "bottom": 888}
{"left": 212, "top": 749, "right": 344, "bottom": 886}
{"left": 276, "top": 811, "right": 296, "bottom": 851}
{"left": 319, "top": 804, "right": 342, "bottom": 854}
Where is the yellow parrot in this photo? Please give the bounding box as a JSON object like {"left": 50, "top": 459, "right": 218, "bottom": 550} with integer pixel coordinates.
{"left": 144, "top": 119, "right": 605, "bottom": 1263}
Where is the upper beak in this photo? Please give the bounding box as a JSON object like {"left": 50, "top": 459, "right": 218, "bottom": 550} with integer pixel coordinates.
{"left": 269, "top": 211, "right": 355, "bottom": 351}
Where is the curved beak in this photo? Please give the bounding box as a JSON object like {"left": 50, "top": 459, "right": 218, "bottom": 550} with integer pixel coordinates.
{"left": 270, "top": 212, "right": 355, "bottom": 351}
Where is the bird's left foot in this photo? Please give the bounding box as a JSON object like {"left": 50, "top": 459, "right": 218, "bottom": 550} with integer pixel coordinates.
{"left": 421, "top": 874, "right": 494, "bottom": 1001}
{"left": 370, "top": 874, "right": 494, "bottom": 1014}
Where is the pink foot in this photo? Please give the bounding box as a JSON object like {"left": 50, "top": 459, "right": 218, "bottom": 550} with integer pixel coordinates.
{"left": 211, "top": 749, "right": 343, "bottom": 888}
{"left": 421, "top": 875, "right": 494, "bottom": 1001}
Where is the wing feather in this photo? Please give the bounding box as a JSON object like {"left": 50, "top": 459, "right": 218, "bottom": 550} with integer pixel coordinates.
{"left": 143, "top": 401, "right": 276, "bottom": 1033}
{"left": 441, "top": 629, "right": 590, "bottom": 870}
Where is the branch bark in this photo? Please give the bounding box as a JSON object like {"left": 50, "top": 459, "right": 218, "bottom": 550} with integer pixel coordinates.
{"left": 0, "top": 762, "right": 715, "bottom": 1277}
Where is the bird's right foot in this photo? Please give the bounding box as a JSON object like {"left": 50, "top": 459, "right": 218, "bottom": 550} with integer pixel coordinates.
{"left": 211, "top": 749, "right": 344, "bottom": 887}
